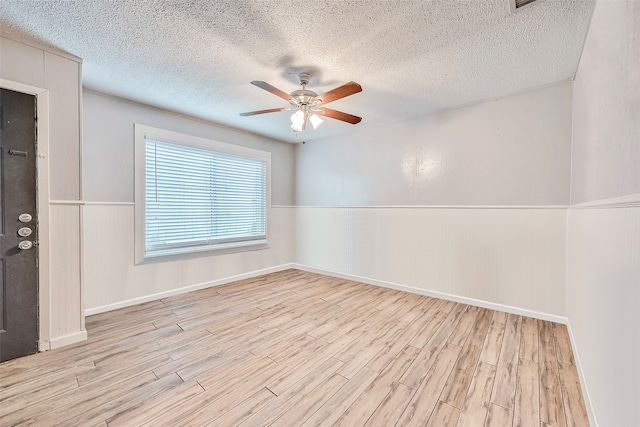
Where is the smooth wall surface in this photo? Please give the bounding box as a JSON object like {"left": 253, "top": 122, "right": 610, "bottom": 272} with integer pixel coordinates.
{"left": 295, "top": 83, "right": 572, "bottom": 206}
{"left": 296, "top": 207, "right": 566, "bottom": 317}
{"left": 82, "top": 91, "right": 295, "bottom": 311}
{"left": 567, "top": 2, "right": 640, "bottom": 426}
{"left": 0, "top": 35, "right": 84, "bottom": 346}
{"left": 83, "top": 90, "right": 295, "bottom": 204}
{"left": 570, "top": 1, "right": 640, "bottom": 204}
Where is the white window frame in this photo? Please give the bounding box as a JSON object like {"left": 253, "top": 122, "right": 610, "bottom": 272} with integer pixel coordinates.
{"left": 134, "top": 124, "right": 270, "bottom": 264}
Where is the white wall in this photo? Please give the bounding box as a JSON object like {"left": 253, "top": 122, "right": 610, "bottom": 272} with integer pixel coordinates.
{"left": 83, "top": 90, "right": 294, "bottom": 204}
{"left": 0, "top": 34, "right": 85, "bottom": 348}
{"left": 294, "top": 84, "right": 572, "bottom": 319}
{"left": 567, "top": 2, "right": 640, "bottom": 426}
{"left": 296, "top": 207, "right": 566, "bottom": 318}
{"left": 296, "top": 83, "right": 572, "bottom": 206}
{"left": 570, "top": 4, "right": 640, "bottom": 204}
{"left": 82, "top": 91, "right": 295, "bottom": 312}
{"left": 566, "top": 205, "right": 639, "bottom": 427}
{"left": 82, "top": 83, "right": 573, "bottom": 320}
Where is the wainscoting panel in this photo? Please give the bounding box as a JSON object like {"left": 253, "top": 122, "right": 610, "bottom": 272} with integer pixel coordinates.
{"left": 295, "top": 207, "right": 567, "bottom": 317}
{"left": 49, "top": 204, "right": 84, "bottom": 345}
{"left": 567, "top": 201, "right": 640, "bottom": 427}
{"left": 83, "top": 205, "right": 294, "bottom": 312}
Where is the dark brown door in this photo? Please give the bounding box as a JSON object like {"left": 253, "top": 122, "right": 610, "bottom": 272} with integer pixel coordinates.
{"left": 0, "top": 88, "right": 39, "bottom": 363}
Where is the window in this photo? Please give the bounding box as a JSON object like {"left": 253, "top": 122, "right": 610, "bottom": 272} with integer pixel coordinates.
{"left": 134, "top": 124, "right": 270, "bottom": 263}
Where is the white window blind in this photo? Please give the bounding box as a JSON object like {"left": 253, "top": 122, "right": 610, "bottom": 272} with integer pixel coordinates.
{"left": 144, "top": 139, "right": 267, "bottom": 257}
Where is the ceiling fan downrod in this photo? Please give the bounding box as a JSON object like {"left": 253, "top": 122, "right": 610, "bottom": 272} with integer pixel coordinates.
{"left": 290, "top": 73, "right": 318, "bottom": 106}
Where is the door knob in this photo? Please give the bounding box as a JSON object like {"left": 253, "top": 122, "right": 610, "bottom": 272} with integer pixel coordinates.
{"left": 18, "top": 241, "right": 33, "bottom": 250}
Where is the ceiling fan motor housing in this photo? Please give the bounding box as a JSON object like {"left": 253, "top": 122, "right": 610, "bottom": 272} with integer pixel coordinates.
{"left": 290, "top": 89, "right": 318, "bottom": 105}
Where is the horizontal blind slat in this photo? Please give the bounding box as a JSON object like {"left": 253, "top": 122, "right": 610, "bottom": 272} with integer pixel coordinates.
{"left": 145, "top": 139, "right": 267, "bottom": 254}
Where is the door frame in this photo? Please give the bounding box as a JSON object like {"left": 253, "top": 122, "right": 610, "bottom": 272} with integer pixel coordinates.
{"left": 0, "top": 78, "right": 52, "bottom": 350}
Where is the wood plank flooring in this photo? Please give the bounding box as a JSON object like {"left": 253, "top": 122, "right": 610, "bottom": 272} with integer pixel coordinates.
{"left": 0, "top": 269, "right": 589, "bottom": 426}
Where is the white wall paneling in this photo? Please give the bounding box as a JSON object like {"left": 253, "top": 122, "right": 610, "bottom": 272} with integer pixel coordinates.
{"left": 567, "top": 2, "right": 640, "bottom": 425}
{"left": 49, "top": 203, "right": 84, "bottom": 345}
{"left": 1, "top": 34, "right": 84, "bottom": 349}
{"left": 83, "top": 204, "right": 294, "bottom": 313}
{"left": 566, "top": 201, "right": 640, "bottom": 427}
{"left": 566, "top": 1, "right": 640, "bottom": 425}
{"left": 295, "top": 206, "right": 567, "bottom": 318}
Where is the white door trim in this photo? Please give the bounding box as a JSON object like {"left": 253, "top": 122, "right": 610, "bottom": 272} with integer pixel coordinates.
{"left": 0, "top": 78, "right": 52, "bottom": 350}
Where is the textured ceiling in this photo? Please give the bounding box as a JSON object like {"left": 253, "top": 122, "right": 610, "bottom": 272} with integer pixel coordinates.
{"left": 0, "top": 0, "right": 595, "bottom": 143}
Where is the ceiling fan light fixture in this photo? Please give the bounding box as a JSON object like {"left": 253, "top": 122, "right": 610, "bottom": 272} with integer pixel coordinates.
{"left": 241, "top": 75, "right": 362, "bottom": 133}
{"left": 310, "top": 113, "right": 324, "bottom": 129}
{"left": 290, "top": 110, "right": 306, "bottom": 132}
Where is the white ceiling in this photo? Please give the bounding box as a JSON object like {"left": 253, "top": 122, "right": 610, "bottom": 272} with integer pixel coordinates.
{"left": 0, "top": 0, "right": 594, "bottom": 143}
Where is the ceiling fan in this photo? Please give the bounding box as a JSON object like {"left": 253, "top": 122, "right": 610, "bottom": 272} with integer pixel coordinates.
{"left": 240, "top": 73, "right": 362, "bottom": 132}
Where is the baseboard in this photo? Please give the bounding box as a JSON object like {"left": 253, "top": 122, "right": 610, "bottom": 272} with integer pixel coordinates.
{"left": 292, "top": 263, "right": 568, "bottom": 324}
{"left": 566, "top": 321, "right": 599, "bottom": 426}
{"left": 85, "top": 261, "right": 567, "bottom": 324}
{"left": 84, "top": 263, "right": 296, "bottom": 316}
{"left": 49, "top": 330, "right": 88, "bottom": 349}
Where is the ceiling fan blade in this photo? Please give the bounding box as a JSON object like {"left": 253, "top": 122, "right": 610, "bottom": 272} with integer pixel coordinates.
{"left": 312, "top": 81, "right": 362, "bottom": 105}
{"left": 250, "top": 81, "right": 293, "bottom": 102}
{"left": 239, "top": 108, "right": 288, "bottom": 116}
{"left": 317, "top": 107, "right": 362, "bottom": 124}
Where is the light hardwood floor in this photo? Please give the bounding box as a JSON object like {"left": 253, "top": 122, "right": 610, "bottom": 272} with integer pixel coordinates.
{"left": 0, "top": 269, "right": 589, "bottom": 426}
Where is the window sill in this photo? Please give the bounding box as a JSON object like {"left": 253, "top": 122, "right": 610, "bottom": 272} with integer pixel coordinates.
{"left": 138, "top": 240, "right": 269, "bottom": 264}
